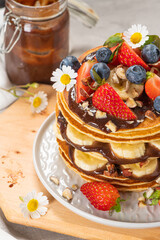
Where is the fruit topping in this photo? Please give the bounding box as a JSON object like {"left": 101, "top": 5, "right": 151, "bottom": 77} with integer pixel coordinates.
{"left": 96, "top": 47, "right": 112, "bottom": 63}
{"left": 141, "top": 44, "right": 160, "bottom": 63}
{"left": 118, "top": 42, "right": 150, "bottom": 71}
{"left": 92, "top": 83, "right": 137, "bottom": 120}
{"left": 80, "top": 182, "right": 122, "bottom": 212}
{"left": 154, "top": 96, "right": 160, "bottom": 112}
{"left": 90, "top": 62, "right": 110, "bottom": 82}
{"left": 60, "top": 56, "right": 80, "bottom": 72}
{"left": 145, "top": 72, "right": 160, "bottom": 100}
{"left": 126, "top": 65, "right": 146, "bottom": 84}
{"left": 76, "top": 60, "right": 96, "bottom": 103}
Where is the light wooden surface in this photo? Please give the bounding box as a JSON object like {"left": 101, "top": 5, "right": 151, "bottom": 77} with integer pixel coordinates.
{"left": 0, "top": 84, "right": 160, "bottom": 240}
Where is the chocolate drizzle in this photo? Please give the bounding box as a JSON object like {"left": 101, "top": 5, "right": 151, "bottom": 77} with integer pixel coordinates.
{"left": 68, "top": 87, "right": 159, "bottom": 133}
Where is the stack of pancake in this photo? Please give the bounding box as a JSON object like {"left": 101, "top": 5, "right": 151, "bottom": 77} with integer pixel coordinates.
{"left": 55, "top": 48, "right": 160, "bottom": 192}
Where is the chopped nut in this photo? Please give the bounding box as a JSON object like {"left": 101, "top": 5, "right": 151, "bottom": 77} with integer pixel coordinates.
{"left": 146, "top": 188, "right": 154, "bottom": 198}
{"left": 72, "top": 184, "right": 78, "bottom": 191}
{"left": 136, "top": 100, "right": 143, "bottom": 108}
{"left": 116, "top": 67, "right": 126, "bottom": 80}
{"left": 62, "top": 188, "right": 73, "bottom": 201}
{"left": 125, "top": 80, "right": 130, "bottom": 92}
{"left": 105, "top": 120, "right": 117, "bottom": 132}
{"left": 81, "top": 101, "right": 89, "bottom": 110}
{"left": 138, "top": 201, "right": 146, "bottom": 208}
{"left": 95, "top": 110, "right": 107, "bottom": 119}
{"left": 126, "top": 120, "right": 134, "bottom": 124}
{"left": 137, "top": 119, "right": 144, "bottom": 123}
{"left": 122, "top": 168, "right": 132, "bottom": 177}
{"left": 88, "top": 111, "right": 94, "bottom": 117}
{"left": 138, "top": 196, "right": 145, "bottom": 202}
{"left": 130, "top": 88, "right": 139, "bottom": 98}
{"left": 104, "top": 170, "right": 118, "bottom": 177}
{"left": 156, "top": 177, "right": 160, "bottom": 184}
{"left": 126, "top": 97, "right": 137, "bottom": 108}
{"left": 145, "top": 110, "right": 156, "bottom": 120}
{"left": 112, "top": 73, "right": 120, "bottom": 84}
{"left": 50, "top": 176, "right": 59, "bottom": 185}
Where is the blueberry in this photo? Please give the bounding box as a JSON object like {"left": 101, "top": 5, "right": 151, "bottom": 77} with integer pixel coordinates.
{"left": 60, "top": 56, "right": 80, "bottom": 72}
{"left": 126, "top": 65, "right": 146, "bottom": 84}
{"left": 154, "top": 96, "right": 160, "bottom": 112}
{"left": 90, "top": 63, "right": 110, "bottom": 82}
{"left": 142, "top": 44, "right": 160, "bottom": 63}
{"left": 96, "top": 47, "right": 112, "bottom": 63}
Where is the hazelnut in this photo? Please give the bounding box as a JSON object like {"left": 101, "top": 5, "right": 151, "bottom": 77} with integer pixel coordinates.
{"left": 105, "top": 120, "right": 117, "bottom": 132}
{"left": 72, "top": 184, "right": 78, "bottom": 191}
{"left": 136, "top": 101, "right": 143, "bottom": 108}
{"left": 50, "top": 176, "right": 59, "bottom": 185}
{"left": 62, "top": 188, "right": 73, "bottom": 201}
{"left": 145, "top": 110, "right": 156, "bottom": 120}
{"left": 138, "top": 201, "right": 146, "bottom": 208}
{"left": 116, "top": 67, "right": 126, "bottom": 80}
{"left": 126, "top": 97, "right": 137, "bottom": 108}
{"left": 95, "top": 110, "right": 107, "bottom": 119}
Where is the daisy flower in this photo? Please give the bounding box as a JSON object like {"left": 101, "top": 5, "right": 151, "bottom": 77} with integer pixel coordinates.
{"left": 19, "top": 190, "right": 49, "bottom": 219}
{"left": 51, "top": 65, "right": 77, "bottom": 92}
{"left": 29, "top": 91, "right": 48, "bottom": 113}
{"left": 123, "top": 24, "right": 149, "bottom": 48}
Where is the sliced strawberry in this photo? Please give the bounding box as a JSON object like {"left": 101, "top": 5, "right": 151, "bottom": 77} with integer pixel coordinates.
{"left": 80, "top": 182, "right": 120, "bottom": 211}
{"left": 76, "top": 60, "right": 97, "bottom": 103}
{"left": 118, "top": 42, "right": 150, "bottom": 71}
{"left": 108, "top": 45, "right": 119, "bottom": 66}
{"left": 92, "top": 83, "right": 137, "bottom": 120}
{"left": 145, "top": 73, "right": 160, "bottom": 100}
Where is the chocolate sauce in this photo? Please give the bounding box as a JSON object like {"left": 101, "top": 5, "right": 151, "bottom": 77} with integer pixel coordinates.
{"left": 68, "top": 144, "right": 160, "bottom": 182}
{"left": 68, "top": 87, "right": 159, "bottom": 133}
{"left": 58, "top": 111, "right": 160, "bottom": 164}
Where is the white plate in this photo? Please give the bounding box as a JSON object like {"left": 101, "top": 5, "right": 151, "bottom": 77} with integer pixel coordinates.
{"left": 33, "top": 112, "right": 160, "bottom": 229}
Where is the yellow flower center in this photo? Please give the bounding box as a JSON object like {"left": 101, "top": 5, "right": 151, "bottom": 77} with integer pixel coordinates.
{"left": 33, "top": 97, "right": 42, "bottom": 108}
{"left": 60, "top": 74, "right": 71, "bottom": 85}
{"left": 27, "top": 199, "right": 38, "bottom": 212}
{"left": 130, "top": 32, "right": 142, "bottom": 44}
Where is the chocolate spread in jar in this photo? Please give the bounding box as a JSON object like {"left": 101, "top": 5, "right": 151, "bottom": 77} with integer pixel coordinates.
{"left": 5, "top": 0, "right": 69, "bottom": 84}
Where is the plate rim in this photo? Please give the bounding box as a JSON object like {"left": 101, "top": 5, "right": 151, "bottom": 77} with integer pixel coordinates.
{"left": 33, "top": 112, "right": 160, "bottom": 229}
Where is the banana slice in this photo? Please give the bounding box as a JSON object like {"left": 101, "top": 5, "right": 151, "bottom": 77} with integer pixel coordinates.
{"left": 74, "top": 149, "right": 108, "bottom": 171}
{"left": 55, "top": 124, "right": 64, "bottom": 141}
{"left": 121, "top": 158, "right": 158, "bottom": 178}
{"left": 66, "top": 124, "right": 94, "bottom": 146}
{"left": 108, "top": 70, "right": 144, "bottom": 100}
{"left": 110, "top": 142, "right": 145, "bottom": 159}
{"left": 150, "top": 140, "right": 160, "bottom": 150}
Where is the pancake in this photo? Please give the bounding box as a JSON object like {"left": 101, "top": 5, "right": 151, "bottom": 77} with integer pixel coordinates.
{"left": 53, "top": 41, "right": 160, "bottom": 192}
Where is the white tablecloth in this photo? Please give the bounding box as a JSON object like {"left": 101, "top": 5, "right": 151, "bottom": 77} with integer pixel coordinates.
{"left": 1, "top": 0, "right": 160, "bottom": 239}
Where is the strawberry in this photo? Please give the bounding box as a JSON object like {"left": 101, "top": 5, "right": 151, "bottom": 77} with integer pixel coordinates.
{"left": 109, "top": 45, "right": 119, "bottom": 66}
{"left": 80, "top": 182, "right": 120, "bottom": 211}
{"left": 118, "top": 42, "right": 150, "bottom": 71}
{"left": 76, "top": 60, "right": 97, "bottom": 103}
{"left": 92, "top": 83, "right": 137, "bottom": 120}
{"left": 145, "top": 73, "right": 160, "bottom": 100}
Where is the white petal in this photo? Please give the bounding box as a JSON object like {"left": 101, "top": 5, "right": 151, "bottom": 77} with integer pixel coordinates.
{"left": 31, "top": 211, "right": 41, "bottom": 219}
{"left": 37, "top": 206, "right": 48, "bottom": 215}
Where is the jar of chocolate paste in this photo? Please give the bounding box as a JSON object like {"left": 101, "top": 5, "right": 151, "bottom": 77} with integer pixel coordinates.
{"left": 2, "top": 0, "right": 69, "bottom": 84}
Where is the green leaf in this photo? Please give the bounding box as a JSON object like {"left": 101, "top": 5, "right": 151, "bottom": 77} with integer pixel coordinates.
{"left": 141, "top": 35, "right": 160, "bottom": 49}
{"left": 149, "top": 190, "right": 160, "bottom": 200}
{"left": 143, "top": 192, "right": 147, "bottom": 199}
{"left": 150, "top": 198, "right": 159, "bottom": 206}
{"left": 92, "top": 68, "right": 103, "bottom": 84}
{"left": 108, "top": 42, "right": 123, "bottom": 62}
{"left": 103, "top": 33, "right": 123, "bottom": 48}
{"left": 146, "top": 71, "right": 154, "bottom": 80}
{"left": 110, "top": 197, "right": 126, "bottom": 214}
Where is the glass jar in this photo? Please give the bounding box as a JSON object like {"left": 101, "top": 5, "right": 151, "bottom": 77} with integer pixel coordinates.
{"left": 3, "top": 0, "right": 69, "bottom": 84}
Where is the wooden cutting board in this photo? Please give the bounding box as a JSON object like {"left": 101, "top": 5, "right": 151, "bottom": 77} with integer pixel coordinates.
{"left": 0, "top": 84, "right": 160, "bottom": 240}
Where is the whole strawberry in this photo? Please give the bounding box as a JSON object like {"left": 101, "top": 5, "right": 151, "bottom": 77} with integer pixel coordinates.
{"left": 92, "top": 83, "right": 137, "bottom": 120}
{"left": 80, "top": 182, "right": 120, "bottom": 211}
